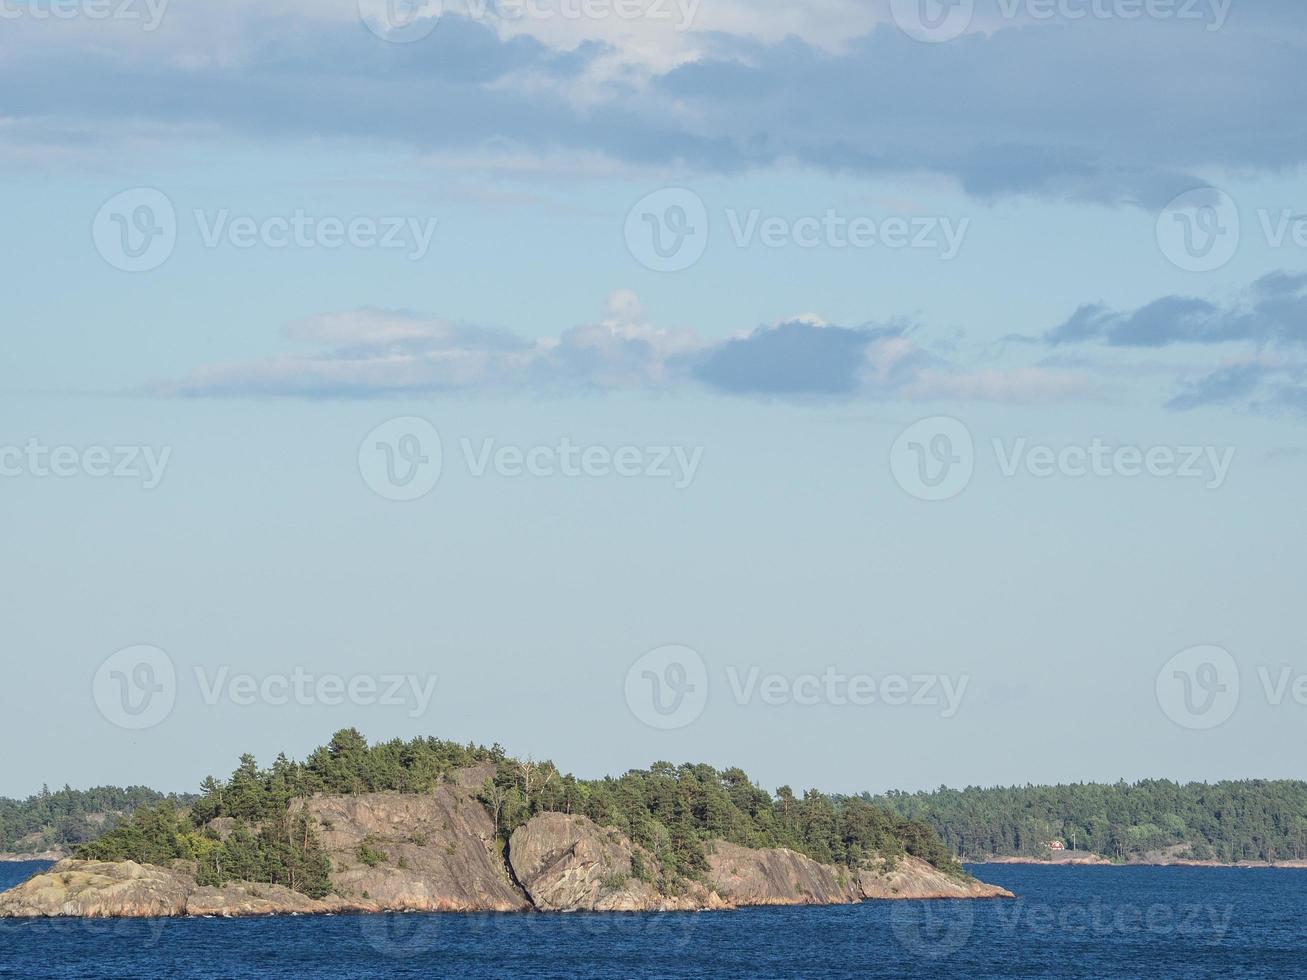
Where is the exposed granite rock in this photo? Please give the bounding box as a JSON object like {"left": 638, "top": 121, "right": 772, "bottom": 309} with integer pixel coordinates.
{"left": 856, "top": 855, "right": 1014, "bottom": 899}
{"left": 185, "top": 881, "right": 347, "bottom": 916}
{"left": 295, "top": 765, "right": 529, "bottom": 913}
{"left": 705, "top": 841, "right": 861, "bottom": 906}
{"left": 705, "top": 843, "right": 1013, "bottom": 904}
{"left": 0, "top": 860, "right": 193, "bottom": 918}
{"left": 507, "top": 812, "right": 728, "bottom": 911}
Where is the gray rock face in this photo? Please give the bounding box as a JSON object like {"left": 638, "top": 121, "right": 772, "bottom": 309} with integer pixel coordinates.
{"left": 705, "top": 841, "right": 861, "bottom": 906}
{"left": 297, "top": 765, "right": 529, "bottom": 912}
{"left": 855, "top": 855, "right": 1015, "bottom": 900}
{"left": 507, "top": 812, "right": 726, "bottom": 911}
{"left": 705, "top": 843, "right": 1014, "bottom": 904}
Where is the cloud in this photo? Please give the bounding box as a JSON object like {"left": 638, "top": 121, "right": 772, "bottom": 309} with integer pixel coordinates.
{"left": 5, "top": 8, "right": 1307, "bottom": 205}
{"left": 1046, "top": 273, "right": 1307, "bottom": 347}
{"left": 691, "top": 320, "right": 907, "bottom": 396}
{"left": 155, "top": 292, "right": 1100, "bottom": 404}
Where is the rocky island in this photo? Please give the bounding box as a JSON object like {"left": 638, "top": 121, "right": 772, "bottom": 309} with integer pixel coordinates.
{"left": 0, "top": 731, "right": 1011, "bottom": 918}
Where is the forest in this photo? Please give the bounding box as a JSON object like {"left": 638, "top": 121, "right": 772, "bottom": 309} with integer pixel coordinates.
{"left": 871, "top": 780, "right": 1307, "bottom": 862}
{"left": 77, "top": 728, "right": 960, "bottom": 898}
{"left": 0, "top": 785, "right": 188, "bottom": 854}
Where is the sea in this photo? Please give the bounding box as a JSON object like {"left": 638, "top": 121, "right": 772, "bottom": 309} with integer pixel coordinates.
{"left": 1, "top": 861, "right": 1304, "bottom": 978}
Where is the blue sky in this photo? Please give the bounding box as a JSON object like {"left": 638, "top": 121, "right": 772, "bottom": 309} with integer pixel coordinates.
{"left": 2, "top": 0, "right": 1306, "bottom": 797}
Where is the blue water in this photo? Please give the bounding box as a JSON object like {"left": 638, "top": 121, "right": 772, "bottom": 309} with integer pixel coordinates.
{"left": 2, "top": 861, "right": 1305, "bottom": 978}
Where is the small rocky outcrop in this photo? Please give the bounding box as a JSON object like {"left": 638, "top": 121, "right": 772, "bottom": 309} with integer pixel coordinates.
{"left": 705, "top": 841, "right": 861, "bottom": 906}
{"left": 856, "top": 855, "right": 1014, "bottom": 899}
{"left": 507, "top": 812, "right": 726, "bottom": 911}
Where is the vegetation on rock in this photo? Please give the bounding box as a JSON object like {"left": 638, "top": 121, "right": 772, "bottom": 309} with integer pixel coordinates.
{"left": 77, "top": 729, "right": 961, "bottom": 897}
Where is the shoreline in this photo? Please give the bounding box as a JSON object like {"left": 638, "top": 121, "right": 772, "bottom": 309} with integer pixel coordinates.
{"left": 970, "top": 856, "right": 1307, "bottom": 869}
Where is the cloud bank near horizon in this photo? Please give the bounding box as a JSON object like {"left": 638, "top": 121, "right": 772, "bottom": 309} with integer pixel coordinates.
{"left": 6, "top": 4, "right": 1307, "bottom": 208}
{"left": 154, "top": 290, "right": 1096, "bottom": 404}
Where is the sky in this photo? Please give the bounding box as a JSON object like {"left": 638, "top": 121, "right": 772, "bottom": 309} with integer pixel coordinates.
{"left": 1, "top": 0, "right": 1306, "bottom": 798}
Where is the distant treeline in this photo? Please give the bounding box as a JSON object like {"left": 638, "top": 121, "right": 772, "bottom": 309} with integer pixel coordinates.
{"left": 0, "top": 786, "right": 191, "bottom": 854}
{"left": 78, "top": 728, "right": 961, "bottom": 898}
{"left": 870, "top": 780, "right": 1307, "bottom": 862}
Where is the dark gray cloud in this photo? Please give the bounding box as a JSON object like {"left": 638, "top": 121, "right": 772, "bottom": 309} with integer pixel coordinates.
{"left": 5, "top": 9, "right": 1307, "bottom": 205}
{"left": 691, "top": 321, "right": 902, "bottom": 396}
{"left": 1046, "top": 272, "right": 1307, "bottom": 347}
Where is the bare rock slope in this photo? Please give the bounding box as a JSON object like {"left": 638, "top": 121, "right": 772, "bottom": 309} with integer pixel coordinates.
{"left": 507, "top": 812, "right": 725, "bottom": 911}
{"left": 298, "top": 764, "right": 528, "bottom": 912}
